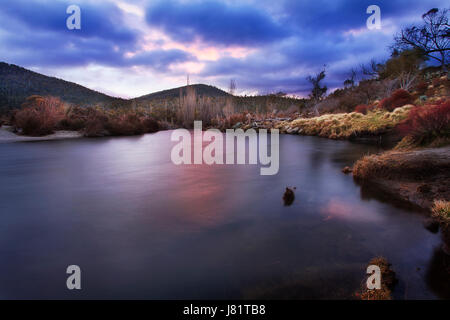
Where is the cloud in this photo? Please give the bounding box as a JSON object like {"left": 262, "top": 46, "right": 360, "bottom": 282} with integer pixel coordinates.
{"left": 145, "top": 0, "right": 290, "bottom": 46}
{"left": 1, "top": 0, "right": 448, "bottom": 97}
{"left": 0, "top": 0, "right": 194, "bottom": 70}
{"left": 0, "top": 0, "right": 137, "bottom": 44}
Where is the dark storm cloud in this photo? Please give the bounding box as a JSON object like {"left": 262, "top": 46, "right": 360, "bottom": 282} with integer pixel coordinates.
{"left": 145, "top": 0, "right": 290, "bottom": 46}
{"left": 0, "top": 0, "right": 448, "bottom": 94}
{"left": 0, "top": 0, "right": 137, "bottom": 44}
{"left": 0, "top": 0, "right": 194, "bottom": 69}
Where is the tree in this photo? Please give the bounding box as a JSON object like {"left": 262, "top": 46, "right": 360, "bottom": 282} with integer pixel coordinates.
{"left": 360, "top": 59, "right": 383, "bottom": 78}
{"left": 228, "top": 79, "right": 236, "bottom": 95}
{"left": 393, "top": 8, "right": 449, "bottom": 70}
{"left": 378, "top": 49, "right": 426, "bottom": 90}
{"left": 344, "top": 68, "right": 357, "bottom": 88}
{"left": 307, "top": 67, "right": 327, "bottom": 115}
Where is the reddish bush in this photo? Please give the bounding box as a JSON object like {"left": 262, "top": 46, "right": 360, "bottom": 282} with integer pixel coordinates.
{"left": 84, "top": 117, "right": 107, "bottom": 137}
{"left": 106, "top": 114, "right": 143, "bottom": 136}
{"left": 354, "top": 105, "right": 373, "bottom": 114}
{"left": 397, "top": 99, "right": 450, "bottom": 146}
{"left": 379, "top": 89, "right": 413, "bottom": 112}
{"left": 415, "top": 81, "right": 428, "bottom": 95}
{"left": 227, "top": 113, "right": 247, "bottom": 127}
{"left": 14, "top": 96, "right": 65, "bottom": 136}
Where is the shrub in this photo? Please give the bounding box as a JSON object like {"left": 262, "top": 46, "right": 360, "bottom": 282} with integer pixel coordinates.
{"left": 432, "top": 200, "right": 450, "bottom": 224}
{"left": 354, "top": 105, "right": 373, "bottom": 114}
{"left": 141, "top": 117, "right": 159, "bottom": 133}
{"left": 58, "top": 106, "right": 94, "bottom": 131}
{"left": 14, "top": 96, "right": 65, "bottom": 136}
{"left": 415, "top": 81, "right": 428, "bottom": 95}
{"left": 432, "top": 200, "right": 450, "bottom": 250}
{"left": 397, "top": 99, "right": 450, "bottom": 146}
{"left": 218, "top": 113, "right": 248, "bottom": 129}
{"left": 84, "top": 117, "right": 107, "bottom": 137}
{"left": 359, "top": 257, "right": 396, "bottom": 300}
{"left": 379, "top": 89, "right": 413, "bottom": 111}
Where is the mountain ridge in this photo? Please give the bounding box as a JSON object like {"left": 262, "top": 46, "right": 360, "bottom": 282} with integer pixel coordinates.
{"left": 0, "top": 62, "right": 229, "bottom": 110}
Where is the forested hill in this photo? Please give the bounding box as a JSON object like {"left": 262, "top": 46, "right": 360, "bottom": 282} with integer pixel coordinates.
{"left": 0, "top": 62, "right": 127, "bottom": 110}
{"left": 135, "top": 84, "right": 229, "bottom": 101}
{"left": 0, "top": 62, "right": 230, "bottom": 111}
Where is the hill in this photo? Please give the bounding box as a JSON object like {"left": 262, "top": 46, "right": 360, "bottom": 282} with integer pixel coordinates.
{"left": 0, "top": 62, "right": 304, "bottom": 115}
{"left": 135, "top": 84, "right": 229, "bottom": 101}
{"left": 0, "top": 62, "right": 128, "bottom": 111}
{"left": 0, "top": 62, "right": 230, "bottom": 112}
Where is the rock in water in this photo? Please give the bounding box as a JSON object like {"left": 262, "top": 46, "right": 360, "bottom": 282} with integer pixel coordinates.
{"left": 283, "top": 187, "right": 295, "bottom": 206}
{"left": 342, "top": 166, "right": 353, "bottom": 174}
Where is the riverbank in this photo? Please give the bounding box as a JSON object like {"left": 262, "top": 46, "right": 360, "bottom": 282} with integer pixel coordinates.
{"left": 0, "top": 126, "right": 83, "bottom": 143}
{"left": 273, "top": 105, "right": 412, "bottom": 141}
{"left": 352, "top": 147, "right": 450, "bottom": 210}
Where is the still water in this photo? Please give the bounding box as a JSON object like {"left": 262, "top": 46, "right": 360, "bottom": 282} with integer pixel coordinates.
{"left": 0, "top": 131, "right": 447, "bottom": 299}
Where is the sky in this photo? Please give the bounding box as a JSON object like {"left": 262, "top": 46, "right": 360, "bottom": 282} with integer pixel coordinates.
{"left": 0, "top": 0, "right": 448, "bottom": 98}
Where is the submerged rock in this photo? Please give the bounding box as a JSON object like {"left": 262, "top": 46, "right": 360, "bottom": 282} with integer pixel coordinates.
{"left": 342, "top": 166, "right": 353, "bottom": 174}
{"left": 283, "top": 187, "right": 295, "bottom": 206}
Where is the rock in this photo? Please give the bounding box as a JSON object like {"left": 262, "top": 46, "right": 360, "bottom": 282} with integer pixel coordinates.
{"left": 287, "top": 127, "right": 299, "bottom": 134}
{"left": 342, "top": 166, "right": 353, "bottom": 174}
{"left": 232, "top": 122, "right": 242, "bottom": 129}
{"left": 417, "top": 184, "right": 432, "bottom": 194}
{"left": 283, "top": 187, "right": 295, "bottom": 206}
{"left": 423, "top": 218, "right": 440, "bottom": 233}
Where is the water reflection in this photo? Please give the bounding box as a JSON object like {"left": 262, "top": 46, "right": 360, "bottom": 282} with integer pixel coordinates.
{"left": 0, "top": 131, "right": 446, "bottom": 299}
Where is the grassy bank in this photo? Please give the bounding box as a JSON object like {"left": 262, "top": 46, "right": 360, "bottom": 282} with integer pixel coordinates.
{"left": 276, "top": 105, "right": 412, "bottom": 139}
{"left": 352, "top": 147, "right": 450, "bottom": 210}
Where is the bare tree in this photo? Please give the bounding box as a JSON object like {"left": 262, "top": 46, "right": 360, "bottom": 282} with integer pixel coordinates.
{"left": 228, "top": 79, "right": 236, "bottom": 95}
{"left": 397, "top": 72, "right": 417, "bottom": 90}
{"left": 306, "top": 67, "right": 327, "bottom": 116}
{"left": 224, "top": 79, "right": 236, "bottom": 117}
{"left": 343, "top": 68, "right": 357, "bottom": 88}
{"left": 360, "top": 59, "right": 383, "bottom": 78}
{"left": 393, "top": 8, "right": 449, "bottom": 69}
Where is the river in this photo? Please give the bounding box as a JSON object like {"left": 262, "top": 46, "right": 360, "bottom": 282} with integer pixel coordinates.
{"left": 0, "top": 131, "right": 446, "bottom": 299}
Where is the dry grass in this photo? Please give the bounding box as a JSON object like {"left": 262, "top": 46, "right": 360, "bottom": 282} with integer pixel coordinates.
{"left": 353, "top": 147, "right": 450, "bottom": 180}
{"left": 432, "top": 200, "right": 450, "bottom": 224}
{"left": 432, "top": 200, "right": 450, "bottom": 251}
{"left": 277, "top": 105, "right": 412, "bottom": 139}
{"left": 360, "top": 257, "right": 396, "bottom": 300}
